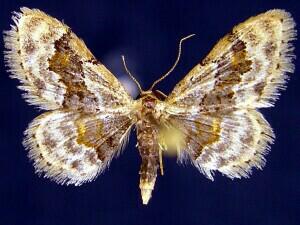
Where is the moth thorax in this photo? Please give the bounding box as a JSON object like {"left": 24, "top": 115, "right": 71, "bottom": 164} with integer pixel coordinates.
{"left": 140, "top": 94, "right": 163, "bottom": 123}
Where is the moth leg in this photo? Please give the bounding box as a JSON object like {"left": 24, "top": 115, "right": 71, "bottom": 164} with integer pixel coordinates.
{"left": 159, "top": 147, "right": 164, "bottom": 175}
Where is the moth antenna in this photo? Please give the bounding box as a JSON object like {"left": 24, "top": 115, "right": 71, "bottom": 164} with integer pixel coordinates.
{"left": 149, "top": 34, "right": 195, "bottom": 91}
{"left": 121, "top": 55, "right": 144, "bottom": 93}
{"left": 155, "top": 90, "right": 168, "bottom": 98}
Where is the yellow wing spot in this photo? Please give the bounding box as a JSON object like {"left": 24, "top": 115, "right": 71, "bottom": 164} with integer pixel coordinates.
{"left": 195, "top": 118, "right": 221, "bottom": 157}
{"left": 75, "top": 118, "right": 103, "bottom": 148}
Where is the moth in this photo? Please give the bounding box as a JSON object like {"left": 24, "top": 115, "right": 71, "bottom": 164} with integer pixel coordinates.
{"left": 4, "top": 8, "right": 296, "bottom": 205}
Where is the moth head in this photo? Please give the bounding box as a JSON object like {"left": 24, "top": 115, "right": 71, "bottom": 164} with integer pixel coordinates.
{"left": 121, "top": 34, "right": 195, "bottom": 96}
{"left": 140, "top": 92, "right": 158, "bottom": 109}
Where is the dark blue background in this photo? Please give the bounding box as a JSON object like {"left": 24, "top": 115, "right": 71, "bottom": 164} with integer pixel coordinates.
{"left": 0, "top": 1, "right": 299, "bottom": 225}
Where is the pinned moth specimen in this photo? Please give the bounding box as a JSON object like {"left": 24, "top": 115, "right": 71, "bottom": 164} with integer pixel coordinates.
{"left": 4, "top": 8, "right": 296, "bottom": 204}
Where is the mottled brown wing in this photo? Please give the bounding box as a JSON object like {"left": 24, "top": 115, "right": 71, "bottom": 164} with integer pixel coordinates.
{"left": 4, "top": 8, "right": 136, "bottom": 185}
{"left": 163, "top": 107, "right": 274, "bottom": 179}
{"left": 163, "top": 10, "right": 296, "bottom": 179}
{"left": 24, "top": 110, "right": 133, "bottom": 185}
{"left": 4, "top": 7, "right": 132, "bottom": 112}
{"left": 167, "top": 10, "right": 296, "bottom": 110}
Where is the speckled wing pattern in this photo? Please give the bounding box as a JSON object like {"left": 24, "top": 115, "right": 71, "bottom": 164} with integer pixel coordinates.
{"left": 3, "top": 7, "right": 296, "bottom": 200}
{"left": 164, "top": 10, "right": 296, "bottom": 179}
{"left": 24, "top": 110, "right": 132, "bottom": 185}
{"left": 4, "top": 8, "right": 134, "bottom": 185}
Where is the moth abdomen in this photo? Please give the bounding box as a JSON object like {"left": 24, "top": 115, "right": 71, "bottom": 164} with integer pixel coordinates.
{"left": 137, "top": 122, "right": 159, "bottom": 205}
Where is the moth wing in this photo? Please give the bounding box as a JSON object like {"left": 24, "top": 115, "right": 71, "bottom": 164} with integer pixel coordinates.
{"left": 163, "top": 107, "right": 274, "bottom": 179}
{"left": 166, "top": 9, "right": 296, "bottom": 110}
{"left": 162, "top": 10, "right": 296, "bottom": 179}
{"left": 4, "top": 7, "right": 132, "bottom": 112}
{"left": 24, "top": 110, "right": 133, "bottom": 185}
